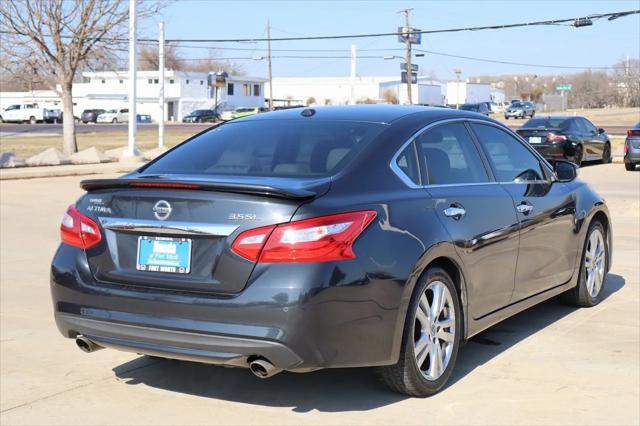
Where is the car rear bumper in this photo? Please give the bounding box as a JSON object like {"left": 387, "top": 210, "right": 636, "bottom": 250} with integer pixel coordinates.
{"left": 51, "top": 244, "right": 403, "bottom": 371}
{"left": 55, "top": 312, "right": 303, "bottom": 369}
{"left": 530, "top": 143, "right": 569, "bottom": 160}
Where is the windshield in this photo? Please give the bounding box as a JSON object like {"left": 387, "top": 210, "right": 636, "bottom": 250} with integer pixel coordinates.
{"left": 105, "top": 109, "right": 117, "bottom": 114}
{"left": 193, "top": 110, "right": 209, "bottom": 115}
{"left": 511, "top": 102, "right": 526, "bottom": 108}
{"left": 523, "top": 117, "right": 569, "bottom": 129}
{"left": 142, "top": 119, "right": 385, "bottom": 178}
{"left": 460, "top": 104, "right": 478, "bottom": 111}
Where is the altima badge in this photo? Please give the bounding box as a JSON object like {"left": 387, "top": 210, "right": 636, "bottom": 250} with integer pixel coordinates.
{"left": 153, "top": 200, "right": 172, "bottom": 221}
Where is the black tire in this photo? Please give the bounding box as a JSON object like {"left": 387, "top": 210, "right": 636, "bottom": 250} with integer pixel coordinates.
{"left": 504, "top": 116, "right": 509, "bottom": 120}
{"left": 602, "top": 143, "right": 612, "bottom": 164}
{"left": 560, "top": 221, "right": 608, "bottom": 307}
{"left": 111, "top": 118, "right": 117, "bottom": 124}
{"left": 377, "top": 267, "right": 462, "bottom": 397}
{"left": 572, "top": 145, "right": 583, "bottom": 167}
{"left": 625, "top": 162, "right": 637, "bottom": 171}
{"left": 29, "top": 116, "right": 37, "bottom": 124}
{"left": 531, "top": 111, "right": 536, "bottom": 118}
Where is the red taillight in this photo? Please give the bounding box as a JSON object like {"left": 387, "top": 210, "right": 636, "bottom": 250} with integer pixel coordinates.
{"left": 628, "top": 129, "right": 640, "bottom": 137}
{"left": 231, "top": 210, "right": 377, "bottom": 263}
{"left": 625, "top": 142, "right": 629, "bottom": 155}
{"left": 60, "top": 205, "right": 102, "bottom": 249}
{"left": 546, "top": 133, "right": 567, "bottom": 142}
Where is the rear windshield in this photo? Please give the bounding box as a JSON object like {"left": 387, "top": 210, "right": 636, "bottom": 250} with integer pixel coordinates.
{"left": 524, "top": 117, "right": 569, "bottom": 129}
{"left": 142, "top": 119, "right": 385, "bottom": 177}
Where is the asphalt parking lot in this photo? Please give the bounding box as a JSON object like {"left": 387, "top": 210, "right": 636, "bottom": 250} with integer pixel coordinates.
{"left": 1, "top": 163, "right": 638, "bottom": 425}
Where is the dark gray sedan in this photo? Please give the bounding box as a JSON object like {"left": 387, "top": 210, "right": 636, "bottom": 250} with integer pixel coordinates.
{"left": 51, "top": 106, "right": 612, "bottom": 396}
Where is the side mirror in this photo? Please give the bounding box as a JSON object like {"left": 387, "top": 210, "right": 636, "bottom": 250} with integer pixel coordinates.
{"left": 554, "top": 160, "right": 578, "bottom": 182}
{"left": 598, "top": 127, "right": 606, "bottom": 134}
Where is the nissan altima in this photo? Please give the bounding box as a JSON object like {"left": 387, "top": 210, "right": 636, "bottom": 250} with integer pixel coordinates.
{"left": 51, "top": 106, "right": 612, "bottom": 396}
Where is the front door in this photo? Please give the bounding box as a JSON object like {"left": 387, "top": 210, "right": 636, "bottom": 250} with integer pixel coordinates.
{"left": 415, "top": 122, "right": 520, "bottom": 319}
{"left": 469, "top": 122, "right": 579, "bottom": 302}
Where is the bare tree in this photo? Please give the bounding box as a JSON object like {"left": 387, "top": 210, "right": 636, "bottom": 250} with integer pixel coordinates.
{"left": 612, "top": 57, "right": 640, "bottom": 107}
{"left": 0, "top": 0, "right": 161, "bottom": 155}
{"left": 139, "top": 44, "right": 183, "bottom": 71}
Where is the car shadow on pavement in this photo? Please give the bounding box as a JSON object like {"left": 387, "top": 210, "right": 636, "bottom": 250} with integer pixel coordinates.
{"left": 113, "top": 273, "right": 624, "bottom": 412}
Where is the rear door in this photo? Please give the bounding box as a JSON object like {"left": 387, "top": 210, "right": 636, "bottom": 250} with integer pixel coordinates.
{"left": 469, "top": 122, "right": 578, "bottom": 302}
{"left": 415, "top": 121, "right": 520, "bottom": 319}
{"left": 578, "top": 118, "right": 604, "bottom": 159}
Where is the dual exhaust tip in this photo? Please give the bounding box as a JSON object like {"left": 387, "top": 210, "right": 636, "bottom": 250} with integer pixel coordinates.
{"left": 75, "top": 335, "right": 282, "bottom": 379}
{"left": 75, "top": 336, "right": 103, "bottom": 353}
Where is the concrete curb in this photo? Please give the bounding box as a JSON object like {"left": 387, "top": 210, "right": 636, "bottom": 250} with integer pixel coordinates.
{"left": 0, "top": 161, "right": 144, "bottom": 180}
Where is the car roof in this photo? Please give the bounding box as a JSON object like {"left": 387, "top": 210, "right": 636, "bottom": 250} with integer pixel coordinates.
{"left": 236, "top": 104, "right": 483, "bottom": 124}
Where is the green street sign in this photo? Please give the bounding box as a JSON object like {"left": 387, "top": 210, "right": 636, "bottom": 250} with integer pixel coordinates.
{"left": 556, "top": 84, "right": 572, "bottom": 91}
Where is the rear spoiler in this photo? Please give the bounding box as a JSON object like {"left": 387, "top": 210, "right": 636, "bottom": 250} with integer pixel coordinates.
{"left": 80, "top": 178, "right": 317, "bottom": 200}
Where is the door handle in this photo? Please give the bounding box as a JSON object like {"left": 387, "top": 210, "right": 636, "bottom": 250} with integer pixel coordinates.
{"left": 444, "top": 205, "right": 466, "bottom": 220}
{"left": 517, "top": 202, "right": 533, "bottom": 215}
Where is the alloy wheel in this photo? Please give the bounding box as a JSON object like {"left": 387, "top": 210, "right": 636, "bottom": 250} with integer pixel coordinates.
{"left": 414, "top": 280, "right": 456, "bottom": 381}
{"left": 585, "top": 228, "right": 606, "bottom": 298}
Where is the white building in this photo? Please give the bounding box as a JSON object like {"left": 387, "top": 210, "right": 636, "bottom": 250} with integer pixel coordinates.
{"left": 0, "top": 71, "right": 266, "bottom": 122}
{"left": 266, "top": 75, "right": 445, "bottom": 106}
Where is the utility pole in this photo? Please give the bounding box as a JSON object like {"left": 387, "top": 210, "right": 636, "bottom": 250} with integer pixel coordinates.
{"left": 399, "top": 8, "right": 413, "bottom": 104}
{"left": 126, "top": 0, "right": 138, "bottom": 157}
{"left": 350, "top": 45, "right": 356, "bottom": 104}
{"left": 158, "top": 21, "right": 165, "bottom": 149}
{"left": 267, "top": 19, "right": 273, "bottom": 111}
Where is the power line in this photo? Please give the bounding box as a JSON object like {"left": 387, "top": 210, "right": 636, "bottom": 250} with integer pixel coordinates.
{"left": 146, "top": 54, "right": 632, "bottom": 71}
{"left": 413, "top": 49, "right": 635, "bottom": 70}
{"left": 2, "top": 10, "right": 638, "bottom": 43}
{"left": 159, "top": 10, "right": 640, "bottom": 43}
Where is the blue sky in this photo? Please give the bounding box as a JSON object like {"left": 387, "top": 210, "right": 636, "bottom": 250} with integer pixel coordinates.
{"left": 149, "top": 0, "right": 640, "bottom": 80}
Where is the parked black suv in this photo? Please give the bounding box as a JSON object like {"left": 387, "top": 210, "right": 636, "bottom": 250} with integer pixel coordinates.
{"left": 81, "top": 109, "right": 106, "bottom": 124}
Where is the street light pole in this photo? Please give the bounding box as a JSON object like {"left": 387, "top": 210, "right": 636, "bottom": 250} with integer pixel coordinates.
{"left": 158, "top": 21, "right": 165, "bottom": 149}
{"left": 267, "top": 19, "right": 273, "bottom": 111}
{"left": 126, "top": 0, "right": 138, "bottom": 157}
{"left": 454, "top": 68, "right": 462, "bottom": 109}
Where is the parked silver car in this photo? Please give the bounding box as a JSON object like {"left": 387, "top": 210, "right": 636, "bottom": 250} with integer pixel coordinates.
{"left": 624, "top": 122, "right": 640, "bottom": 171}
{"left": 504, "top": 101, "right": 535, "bottom": 119}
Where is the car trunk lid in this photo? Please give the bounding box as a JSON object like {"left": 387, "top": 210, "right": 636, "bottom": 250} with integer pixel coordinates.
{"left": 77, "top": 175, "right": 330, "bottom": 294}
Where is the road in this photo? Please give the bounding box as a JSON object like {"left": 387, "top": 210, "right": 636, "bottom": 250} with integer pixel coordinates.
{"left": 0, "top": 164, "right": 638, "bottom": 425}
{"left": 0, "top": 121, "right": 631, "bottom": 137}
{"left": 0, "top": 122, "right": 209, "bottom": 137}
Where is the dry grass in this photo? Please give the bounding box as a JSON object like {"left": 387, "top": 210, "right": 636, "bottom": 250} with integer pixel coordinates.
{"left": 0, "top": 127, "right": 198, "bottom": 159}
{"left": 495, "top": 107, "right": 640, "bottom": 126}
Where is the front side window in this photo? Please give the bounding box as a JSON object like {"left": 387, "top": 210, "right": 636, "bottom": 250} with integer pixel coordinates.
{"left": 416, "top": 123, "right": 489, "bottom": 185}
{"left": 471, "top": 123, "right": 545, "bottom": 183}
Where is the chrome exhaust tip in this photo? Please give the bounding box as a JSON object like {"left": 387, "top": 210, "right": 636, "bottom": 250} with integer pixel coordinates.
{"left": 75, "top": 336, "right": 103, "bottom": 353}
{"left": 249, "top": 358, "right": 281, "bottom": 379}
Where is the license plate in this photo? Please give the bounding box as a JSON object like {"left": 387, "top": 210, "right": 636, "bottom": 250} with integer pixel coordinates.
{"left": 137, "top": 236, "right": 191, "bottom": 274}
{"left": 529, "top": 137, "right": 542, "bottom": 144}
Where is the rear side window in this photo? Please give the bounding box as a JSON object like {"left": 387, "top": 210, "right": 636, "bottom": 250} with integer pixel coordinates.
{"left": 143, "top": 120, "right": 385, "bottom": 177}
{"left": 394, "top": 143, "right": 420, "bottom": 185}
{"left": 524, "top": 117, "right": 569, "bottom": 129}
{"left": 416, "top": 123, "right": 489, "bottom": 185}
{"left": 471, "top": 123, "right": 545, "bottom": 183}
